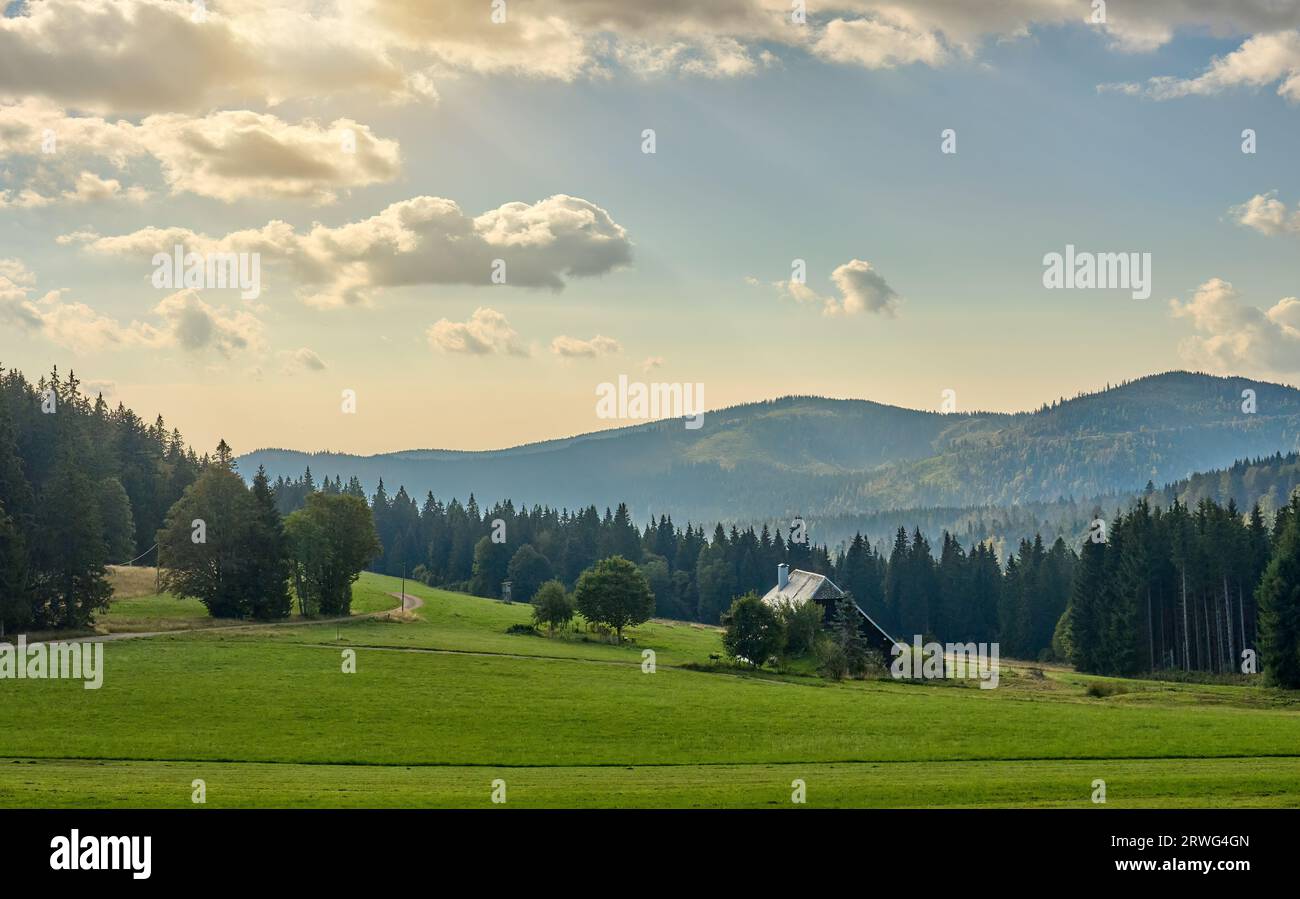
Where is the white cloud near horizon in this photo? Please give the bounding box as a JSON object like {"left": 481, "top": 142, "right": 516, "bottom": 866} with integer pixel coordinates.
{"left": 1170, "top": 278, "right": 1300, "bottom": 375}
{"left": 0, "top": 258, "right": 264, "bottom": 356}
{"left": 550, "top": 334, "right": 623, "bottom": 358}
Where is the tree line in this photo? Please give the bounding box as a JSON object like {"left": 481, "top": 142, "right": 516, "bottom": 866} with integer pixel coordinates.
{"left": 0, "top": 365, "right": 380, "bottom": 630}
{"left": 0, "top": 365, "right": 202, "bottom": 632}
{"left": 274, "top": 464, "right": 1300, "bottom": 685}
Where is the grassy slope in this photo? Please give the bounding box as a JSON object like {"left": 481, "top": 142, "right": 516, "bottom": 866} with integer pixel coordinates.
{"left": 2, "top": 572, "right": 1298, "bottom": 808}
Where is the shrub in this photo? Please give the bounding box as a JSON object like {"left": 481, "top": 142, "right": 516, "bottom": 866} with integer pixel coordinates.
{"left": 531, "top": 579, "right": 574, "bottom": 634}
{"left": 721, "top": 592, "right": 786, "bottom": 668}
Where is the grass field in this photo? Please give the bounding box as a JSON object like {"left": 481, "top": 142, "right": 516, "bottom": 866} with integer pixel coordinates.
{"left": 2, "top": 571, "right": 1299, "bottom": 808}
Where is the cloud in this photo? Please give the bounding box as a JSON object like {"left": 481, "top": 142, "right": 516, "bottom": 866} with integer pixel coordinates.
{"left": 828, "top": 259, "right": 899, "bottom": 316}
{"left": 642, "top": 355, "right": 665, "bottom": 372}
{"left": 428, "top": 307, "right": 528, "bottom": 356}
{"left": 768, "top": 258, "right": 899, "bottom": 317}
{"left": 82, "top": 379, "right": 117, "bottom": 399}
{"left": 1101, "top": 31, "right": 1300, "bottom": 102}
{"left": 1229, "top": 191, "right": 1300, "bottom": 236}
{"left": 66, "top": 193, "right": 633, "bottom": 307}
{"left": 0, "top": 169, "right": 149, "bottom": 208}
{"left": 1169, "top": 277, "right": 1300, "bottom": 375}
{"left": 0, "top": 0, "right": 424, "bottom": 114}
{"left": 280, "top": 347, "right": 327, "bottom": 373}
{"left": 812, "top": 17, "right": 950, "bottom": 69}
{"left": 0, "top": 259, "right": 45, "bottom": 330}
{"left": 550, "top": 334, "right": 623, "bottom": 358}
{"left": 0, "top": 101, "right": 401, "bottom": 204}
{"left": 1, "top": 261, "right": 263, "bottom": 355}
{"left": 8, "top": 0, "right": 1296, "bottom": 119}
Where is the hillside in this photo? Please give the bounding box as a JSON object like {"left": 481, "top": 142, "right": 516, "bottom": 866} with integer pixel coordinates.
{"left": 239, "top": 371, "right": 1300, "bottom": 524}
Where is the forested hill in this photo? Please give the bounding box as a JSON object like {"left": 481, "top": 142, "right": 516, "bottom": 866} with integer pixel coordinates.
{"left": 239, "top": 371, "right": 1300, "bottom": 524}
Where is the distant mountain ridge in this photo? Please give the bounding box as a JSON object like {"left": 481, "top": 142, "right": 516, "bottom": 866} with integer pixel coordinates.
{"left": 238, "top": 371, "right": 1300, "bottom": 524}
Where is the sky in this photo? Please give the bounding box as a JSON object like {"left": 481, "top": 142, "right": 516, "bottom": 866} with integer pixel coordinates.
{"left": 2, "top": 0, "right": 1300, "bottom": 454}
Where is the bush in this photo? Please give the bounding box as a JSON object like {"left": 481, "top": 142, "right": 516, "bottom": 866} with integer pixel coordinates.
{"left": 531, "top": 579, "right": 574, "bottom": 634}
{"left": 721, "top": 592, "right": 786, "bottom": 669}
{"left": 778, "top": 598, "right": 824, "bottom": 658}
{"left": 1085, "top": 681, "right": 1128, "bottom": 698}
{"left": 816, "top": 641, "right": 850, "bottom": 680}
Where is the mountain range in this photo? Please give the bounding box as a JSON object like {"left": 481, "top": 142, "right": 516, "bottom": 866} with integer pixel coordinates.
{"left": 238, "top": 371, "right": 1300, "bottom": 528}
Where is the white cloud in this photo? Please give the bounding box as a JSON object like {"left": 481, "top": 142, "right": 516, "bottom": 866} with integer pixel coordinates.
{"left": 0, "top": 0, "right": 423, "bottom": 114}
{"left": 550, "top": 334, "right": 623, "bottom": 358}
{"left": 428, "top": 307, "right": 528, "bottom": 356}
{"left": 812, "top": 18, "right": 950, "bottom": 69}
{"left": 1101, "top": 31, "right": 1300, "bottom": 102}
{"left": 66, "top": 194, "right": 633, "bottom": 307}
{"left": 769, "top": 258, "right": 899, "bottom": 317}
{"left": 8, "top": 0, "right": 1297, "bottom": 118}
{"left": 1229, "top": 191, "right": 1300, "bottom": 236}
{"left": 642, "top": 355, "right": 665, "bottom": 372}
{"left": 828, "top": 258, "right": 899, "bottom": 316}
{"left": 0, "top": 101, "right": 401, "bottom": 204}
{"left": 1, "top": 261, "right": 263, "bottom": 356}
{"left": 1169, "top": 277, "right": 1300, "bottom": 374}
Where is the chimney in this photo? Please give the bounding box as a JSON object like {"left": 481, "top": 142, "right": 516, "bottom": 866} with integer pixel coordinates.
{"left": 777, "top": 563, "right": 789, "bottom": 590}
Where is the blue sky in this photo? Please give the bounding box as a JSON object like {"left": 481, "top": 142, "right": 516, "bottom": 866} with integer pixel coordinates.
{"left": 1, "top": 1, "right": 1299, "bottom": 452}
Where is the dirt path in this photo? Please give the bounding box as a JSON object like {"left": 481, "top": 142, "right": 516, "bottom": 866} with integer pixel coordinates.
{"left": 24, "top": 591, "right": 425, "bottom": 647}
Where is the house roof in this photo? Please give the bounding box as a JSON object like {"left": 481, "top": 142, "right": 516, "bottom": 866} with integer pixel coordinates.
{"left": 762, "top": 568, "right": 900, "bottom": 652}
{"left": 760, "top": 569, "right": 845, "bottom": 607}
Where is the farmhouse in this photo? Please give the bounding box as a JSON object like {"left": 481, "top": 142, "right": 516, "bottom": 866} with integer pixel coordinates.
{"left": 760, "top": 564, "right": 898, "bottom": 656}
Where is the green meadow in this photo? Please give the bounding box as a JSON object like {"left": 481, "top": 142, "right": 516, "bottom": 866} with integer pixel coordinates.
{"left": 2, "top": 572, "right": 1299, "bottom": 808}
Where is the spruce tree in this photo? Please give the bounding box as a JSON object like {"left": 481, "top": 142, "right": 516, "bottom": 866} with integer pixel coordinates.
{"left": 1258, "top": 516, "right": 1300, "bottom": 688}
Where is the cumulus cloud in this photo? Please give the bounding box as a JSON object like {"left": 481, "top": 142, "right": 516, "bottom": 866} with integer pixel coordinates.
{"left": 812, "top": 18, "right": 950, "bottom": 69}
{"left": 767, "top": 258, "right": 899, "bottom": 317}
{"left": 550, "top": 334, "right": 623, "bottom": 358}
{"left": 0, "top": 260, "right": 263, "bottom": 355}
{"left": 0, "top": 259, "right": 46, "bottom": 330}
{"left": 1101, "top": 31, "right": 1300, "bottom": 102}
{"left": 1169, "top": 278, "right": 1300, "bottom": 375}
{"left": 0, "top": 101, "right": 400, "bottom": 204}
{"left": 428, "top": 307, "right": 528, "bottom": 356}
{"left": 65, "top": 194, "right": 633, "bottom": 307}
{"left": 0, "top": 168, "right": 149, "bottom": 208}
{"left": 0, "top": 0, "right": 423, "bottom": 114}
{"left": 1229, "top": 191, "right": 1300, "bottom": 236}
{"left": 827, "top": 259, "right": 899, "bottom": 316}
{"left": 642, "top": 355, "right": 665, "bottom": 372}
{"left": 7, "top": 0, "right": 1296, "bottom": 116}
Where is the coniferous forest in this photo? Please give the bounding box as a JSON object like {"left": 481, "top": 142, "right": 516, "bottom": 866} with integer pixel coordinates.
{"left": 277, "top": 466, "right": 1300, "bottom": 683}
{"left": 3, "top": 364, "right": 1300, "bottom": 687}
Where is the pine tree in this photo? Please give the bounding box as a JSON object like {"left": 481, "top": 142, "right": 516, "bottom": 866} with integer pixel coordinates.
{"left": 1258, "top": 516, "right": 1300, "bottom": 688}
{"left": 248, "top": 466, "right": 292, "bottom": 619}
